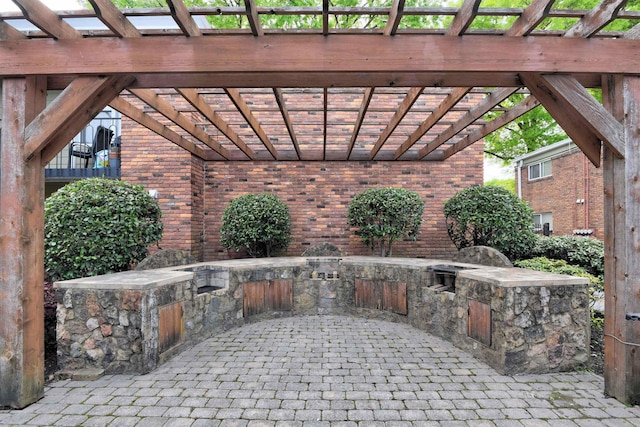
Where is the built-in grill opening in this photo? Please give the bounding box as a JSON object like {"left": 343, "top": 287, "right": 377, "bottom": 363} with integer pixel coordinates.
{"left": 428, "top": 265, "right": 469, "bottom": 293}
{"left": 178, "top": 267, "right": 229, "bottom": 294}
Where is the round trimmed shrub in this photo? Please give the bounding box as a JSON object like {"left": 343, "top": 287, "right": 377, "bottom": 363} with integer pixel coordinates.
{"left": 347, "top": 187, "right": 424, "bottom": 257}
{"left": 443, "top": 185, "right": 536, "bottom": 260}
{"left": 45, "top": 178, "right": 163, "bottom": 280}
{"left": 220, "top": 193, "right": 291, "bottom": 258}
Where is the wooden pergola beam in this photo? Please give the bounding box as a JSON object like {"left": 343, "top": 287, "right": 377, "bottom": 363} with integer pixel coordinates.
{"left": 273, "top": 88, "right": 300, "bottom": 160}
{"left": 167, "top": 0, "right": 202, "bottom": 37}
{"left": 385, "top": 0, "right": 405, "bottom": 35}
{"left": 446, "top": 0, "right": 481, "bottom": 36}
{"left": 23, "top": 76, "right": 125, "bottom": 161}
{"left": 129, "top": 89, "right": 231, "bottom": 159}
{"left": 40, "top": 75, "right": 135, "bottom": 165}
{"left": 244, "top": 0, "right": 263, "bottom": 36}
{"left": 88, "top": 0, "right": 141, "bottom": 38}
{"left": 177, "top": 88, "right": 254, "bottom": 160}
{"left": 225, "top": 88, "right": 278, "bottom": 160}
{"left": 564, "top": 0, "right": 627, "bottom": 38}
{"left": 418, "top": 87, "right": 518, "bottom": 159}
{"left": 504, "top": 0, "right": 555, "bottom": 37}
{"left": 368, "top": 86, "right": 424, "bottom": 160}
{"left": 0, "top": 20, "right": 26, "bottom": 40}
{"left": 0, "top": 76, "right": 47, "bottom": 409}
{"left": 443, "top": 95, "right": 540, "bottom": 159}
{"left": 2, "top": 36, "right": 640, "bottom": 76}
{"left": 394, "top": 87, "right": 470, "bottom": 160}
{"left": 521, "top": 72, "right": 619, "bottom": 166}
{"left": 12, "top": 0, "right": 81, "bottom": 39}
{"left": 347, "top": 87, "right": 374, "bottom": 159}
{"left": 541, "top": 74, "right": 624, "bottom": 158}
{"left": 109, "top": 96, "right": 214, "bottom": 161}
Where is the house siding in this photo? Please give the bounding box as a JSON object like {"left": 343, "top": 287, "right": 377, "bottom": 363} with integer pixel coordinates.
{"left": 518, "top": 148, "right": 604, "bottom": 239}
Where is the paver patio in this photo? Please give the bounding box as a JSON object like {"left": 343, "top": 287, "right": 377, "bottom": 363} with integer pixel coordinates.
{"left": 1, "top": 316, "right": 639, "bottom": 426}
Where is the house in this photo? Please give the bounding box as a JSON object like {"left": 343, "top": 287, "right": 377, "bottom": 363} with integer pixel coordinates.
{"left": 515, "top": 139, "right": 604, "bottom": 239}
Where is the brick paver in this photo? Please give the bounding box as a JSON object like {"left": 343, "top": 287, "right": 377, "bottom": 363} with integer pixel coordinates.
{"left": 1, "top": 316, "right": 639, "bottom": 426}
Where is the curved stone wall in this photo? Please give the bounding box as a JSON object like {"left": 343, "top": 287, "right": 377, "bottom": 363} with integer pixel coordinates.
{"left": 55, "top": 257, "right": 589, "bottom": 378}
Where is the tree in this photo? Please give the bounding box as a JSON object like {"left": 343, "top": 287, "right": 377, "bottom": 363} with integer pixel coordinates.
{"left": 443, "top": 185, "right": 536, "bottom": 260}
{"left": 220, "top": 193, "right": 291, "bottom": 257}
{"left": 45, "top": 178, "right": 163, "bottom": 281}
{"left": 347, "top": 187, "right": 424, "bottom": 257}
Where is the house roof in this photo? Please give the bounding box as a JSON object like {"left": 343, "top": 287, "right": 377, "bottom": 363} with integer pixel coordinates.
{"left": 1, "top": 0, "right": 637, "bottom": 163}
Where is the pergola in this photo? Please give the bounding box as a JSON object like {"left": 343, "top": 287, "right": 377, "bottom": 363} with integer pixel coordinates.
{"left": 1, "top": 0, "right": 639, "bottom": 408}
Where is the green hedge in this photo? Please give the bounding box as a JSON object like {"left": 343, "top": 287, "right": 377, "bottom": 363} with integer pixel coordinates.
{"left": 45, "top": 178, "right": 163, "bottom": 280}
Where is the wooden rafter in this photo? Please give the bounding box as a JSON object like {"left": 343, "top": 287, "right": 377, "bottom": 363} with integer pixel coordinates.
{"left": 529, "top": 74, "right": 624, "bottom": 158}
{"left": 443, "top": 95, "right": 540, "bottom": 159}
{"left": 129, "top": 89, "right": 230, "bottom": 159}
{"left": 322, "top": 0, "right": 329, "bottom": 36}
{"left": 224, "top": 88, "right": 278, "bottom": 159}
{"left": 0, "top": 20, "right": 26, "bottom": 40}
{"left": 40, "top": 75, "right": 135, "bottom": 165}
{"left": 394, "top": 87, "right": 471, "bottom": 160}
{"left": 177, "top": 88, "right": 255, "bottom": 160}
{"left": 521, "top": 72, "right": 603, "bottom": 166}
{"left": 385, "top": 0, "right": 405, "bottom": 35}
{"left": 23, "top": 76, "right": 125, "bottom": 160}
{"left": 368, "top": 86, "right": 424, "bottom": 160}
{"left": 323, "top": 87, "right": 328, "bottom": 160}
{"left": 12, "top": 0, "right": 82, "bottom": 39}
{"left": 347, "top": 88, "right": 374, "bottom": 160}
{"left": 167, "top": 0, "right": 201, "bottom": 37}
{"left": 446, "top": 0, "right": 481, "bottom": 36}
{"left": 244, "top": 0, "right": 263, "bottom": 36}
{"left": 88, "top": 0, "right": 141, "bottom": 38}
{"left": 504, "top": 0, "right": 555, "bottom": 36}
{"left": 418, "top": 87, "right": 518, "bottom": 159}
{"left": 273, "top": 88, "right": 301, "bottom": 160}
{"left": 110, "top": 96, "right": 213, "bottom": 160}
{"left": 564, "top": 0, "right": 628, "bottom": 38}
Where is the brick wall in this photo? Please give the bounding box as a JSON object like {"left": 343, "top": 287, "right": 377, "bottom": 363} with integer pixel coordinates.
{"left": 122, "top": 119, "right": 483, "bottom": 261}
{"left": 519, "top": 150, "right": 604, "bottom": 239}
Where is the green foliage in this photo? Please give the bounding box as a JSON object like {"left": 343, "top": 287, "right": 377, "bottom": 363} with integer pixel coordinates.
{"left": 443, "top": 185, "right": 536, "bottom": 260}
{"left": 484, "top": 178, "right": 516, "bottom": 194}
{"left": 484, "top": 94, "right": 567, "bottom": 164}
{"left": 45, "top": 178, "right": 163, "bottom": 281}
{"left": 531, "top": 235, "right": 604, "bottom": 278}
{"left": 347, "top": 187, "right": 424, "bottom": 257}
{"left": 220, "top": 193, "right": 291, "bottom": 258}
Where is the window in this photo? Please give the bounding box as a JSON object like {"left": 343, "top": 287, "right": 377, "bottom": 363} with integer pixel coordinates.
{"left": 528, "top": 160, "right": 552, "bottom": 180}
{"left": 533, "top": 212, "right": 553, "bottom": 234}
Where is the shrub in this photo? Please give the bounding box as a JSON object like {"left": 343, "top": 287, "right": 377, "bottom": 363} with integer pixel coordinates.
{"left": 45, "top": 178, "right": 163, "bottom": 280}
{"left": 443, "top": 185, "right": 536, "bottom": 260}
{"left": 220, "top": 193, "right": 291, "bottom": 257}
{"left": 531, "top": 235, "right": 604, "bottom": 277}
{"left": 347, "top": 187, "right": 424, "bottom": 257}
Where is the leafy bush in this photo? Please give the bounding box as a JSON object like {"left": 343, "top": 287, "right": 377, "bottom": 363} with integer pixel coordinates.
{"left": 347, "top": 187, "right": 424, "bottom": 257}
{"left": 443, "top": 185, "right": 536, "bottom": 260}
{"left": 45, "top": 178, "right": 163, "bottom": 280}
{"left": 531, "top": 235, "right": 604, "bottom": 277}
{"left": 220, "top": 193, "right": 291, "bottom": 257}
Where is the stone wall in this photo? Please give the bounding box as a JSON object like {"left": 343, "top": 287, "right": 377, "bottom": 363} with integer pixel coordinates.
{"left": 55, "top": 257, "right": 589, "bottom": 377}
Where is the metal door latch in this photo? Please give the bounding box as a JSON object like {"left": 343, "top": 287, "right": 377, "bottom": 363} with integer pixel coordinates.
{"left": 626, "top": 313, "right": 640, "bottom": 321}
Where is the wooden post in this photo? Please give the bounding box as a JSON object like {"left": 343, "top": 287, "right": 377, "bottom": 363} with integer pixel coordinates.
{"left": 0, "top": 76, "right": 46, "bottom": 408}
{"left": 602, "top": 74, "right": 640, "bottom": 405}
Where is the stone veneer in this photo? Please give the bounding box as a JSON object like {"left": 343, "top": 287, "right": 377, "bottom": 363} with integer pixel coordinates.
{"left": 55, "top": 257, "right": 589, "bottom": 377}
